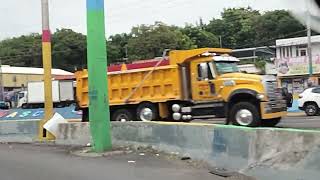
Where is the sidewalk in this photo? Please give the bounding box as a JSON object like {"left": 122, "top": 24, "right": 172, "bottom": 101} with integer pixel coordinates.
{"left": 287, "top": 111, "right": 305, "bottom": 117}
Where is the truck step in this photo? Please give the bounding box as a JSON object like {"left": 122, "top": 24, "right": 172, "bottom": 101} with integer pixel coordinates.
{"left": 192, "top": 103, "right": 224, "bottom": 109}
{"left": 193, "top": 115, "right": 218, "bottom": 119}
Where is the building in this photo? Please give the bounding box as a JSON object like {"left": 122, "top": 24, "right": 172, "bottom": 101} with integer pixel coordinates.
{"left": 0, "top": 65, "right": 74, "bottom": 91}
{"left": 232, "top": 46, "right": 275, "bottom": 61}
{"left": 275, "top": 35, "right": 320, "bottom": 96}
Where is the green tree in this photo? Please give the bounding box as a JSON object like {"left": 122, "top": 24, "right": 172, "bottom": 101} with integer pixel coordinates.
{"left": 0, "top": 29, "right": 87, "bottom": 72}
{"left": 206, "top": 7, "right": 260, "bottom": 48}
{"left": 181, "top": 25, "right": 219, "bottom": 48}
{"left": 254, "top": 10, "right": 305, "bottom": 46}
{"left": 52, "top": 29, "right": 87, "bottom": 71}
{"left": 127, "top": 22, "right": 195, "bottom": 60}
{"left": 107, "top": 33, "right": 130, "bottom": 63}
{"left": 0, "top": 33, "right": 42, "bottom": 67}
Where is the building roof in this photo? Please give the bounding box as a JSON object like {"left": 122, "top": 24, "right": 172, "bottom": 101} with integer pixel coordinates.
{"left": 276, "top": 35, "right": 320, "bottom": 47}
{"left": 238, "top": 64, "right": 261, "bottom": 74}
{"left": 0, "top": 65, "right": 73, "bottom": 75}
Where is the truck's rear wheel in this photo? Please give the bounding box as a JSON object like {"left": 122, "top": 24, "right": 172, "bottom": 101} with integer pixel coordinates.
{"left": 261, "top": 117, "right": 281, "bottom": 127}
{"left": 82, "top": 108, "right": 89, "bottom": 122}
{"left": 112, "top": 109, "right": 133, "bottom": 122}
{"left": 137, "top": 103, "right": 158, "bottom": 121}
{"left": 229, "top": 102, "right": 261, "bottom": 127}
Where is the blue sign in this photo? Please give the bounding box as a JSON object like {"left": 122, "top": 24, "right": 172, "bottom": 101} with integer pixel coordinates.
{"left": 0, "top": 105, "right": 82, "bottom": 120}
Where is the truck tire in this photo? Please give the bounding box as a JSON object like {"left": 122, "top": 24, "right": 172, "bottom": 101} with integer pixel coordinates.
{"left": 112, "top": 109, "right": 133, "bottom": 122}
{"left": 304, "top": 103, "right": 318, "bottom": 116}
{"left": 229, "top": 102, "right": 261, "bottom": 127}
{"left": 82, "top": 108, "right": 89, "bottom": 122}
{"left": 261, "top": 117, "right": 281, "bottom": 127}
{"left": 136, "top": 103, "right": 158, "bottom": 121}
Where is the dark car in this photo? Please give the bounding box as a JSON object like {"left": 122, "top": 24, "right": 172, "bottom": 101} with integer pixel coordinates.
{"left": 282, "top": 87, "right": 293, "bottom": 108}
{"left": 0, "top": 101, "right": 9, "bottom": 110}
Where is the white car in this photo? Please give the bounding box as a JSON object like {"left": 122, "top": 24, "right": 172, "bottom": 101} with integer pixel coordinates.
{"left": 298, "top": 87, "right": 320, "bottom": 116}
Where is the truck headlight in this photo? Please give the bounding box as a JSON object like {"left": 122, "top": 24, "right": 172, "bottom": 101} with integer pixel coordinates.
{"left": 172, "top": 104, "right": 181, "bottom": 113}
{"left": 256, "top": 94, "right": 265, "bottom": 100}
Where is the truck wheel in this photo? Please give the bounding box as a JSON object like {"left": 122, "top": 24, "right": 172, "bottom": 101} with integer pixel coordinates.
{"left": 82, "top": 108, "right": 89, "bottom": 122}
{"left": 304, "top": 103, "right": 318, "bottom": 116}
{"left": 112, "top": 109, "right": 133, "bottom": 122}
{"left": 229, "top": 102, "right": 261, "bottom": 127}
{"left": 261, "top": 117, "right": 281, "bottom": 127}
{"left": 137, "top": 103, "right": 158, "bottom": 121}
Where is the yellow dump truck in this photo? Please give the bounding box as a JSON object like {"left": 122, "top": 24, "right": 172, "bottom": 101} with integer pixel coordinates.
{"left": 76, "top": 48, "right": 287, "bottom": 127}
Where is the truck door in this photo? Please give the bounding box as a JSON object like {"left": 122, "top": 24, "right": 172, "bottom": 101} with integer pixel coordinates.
{"left": 191, "top": 61, "right": 220, "bottom": 101}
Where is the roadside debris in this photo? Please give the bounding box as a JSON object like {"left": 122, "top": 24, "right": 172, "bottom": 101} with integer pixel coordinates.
{"left": 209, "top": 167, "right": 257, "bottom": 180}
{"left": 209, "top": 167, "right": 236, "bottom": 177}
{"left": 181, "top": 156, "right": 191, "bottom": 161}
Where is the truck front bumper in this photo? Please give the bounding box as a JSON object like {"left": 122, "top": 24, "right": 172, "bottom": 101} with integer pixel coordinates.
{"left": 260, "top": 100, "right": 287, "bottom": 119}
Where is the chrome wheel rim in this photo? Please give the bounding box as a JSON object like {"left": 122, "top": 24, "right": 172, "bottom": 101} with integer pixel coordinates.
{"left": 140, "top": 108, "right": 153, "bottom": 121}
{"left": 235, "top": 109, "right": 253, "bottom": 126}
{"left": 116, "top": 114, "right": 128, "bottom": 122}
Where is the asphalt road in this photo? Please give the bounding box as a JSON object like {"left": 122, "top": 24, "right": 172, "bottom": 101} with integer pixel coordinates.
{"left": 0, "top": 144, "right": 224, "bottom": 180}
{"left": 194, "top": 115, "right": 320, "bottom": 129}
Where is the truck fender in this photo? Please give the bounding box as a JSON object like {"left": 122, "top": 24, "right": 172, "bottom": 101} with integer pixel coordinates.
{"left": 226, "top": 89, "right": 259, "bottom": 125}
{"left": 227, "top": 89, "right": 258, "bottom": 102}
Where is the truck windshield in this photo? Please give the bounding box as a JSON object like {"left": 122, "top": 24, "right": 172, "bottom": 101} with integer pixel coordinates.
{"left": 215, "top": 62, "right": 239, "bottom": 74}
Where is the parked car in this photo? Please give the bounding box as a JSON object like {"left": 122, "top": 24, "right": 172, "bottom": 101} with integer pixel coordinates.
{"left": 0, "top": 101, "right": 9, "bottom": 110}
{"left": 298, "top": 87, "right": 320, "bottom": 116}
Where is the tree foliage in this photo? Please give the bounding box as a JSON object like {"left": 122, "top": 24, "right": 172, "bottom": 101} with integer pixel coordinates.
{"left": 127, "top": 22, "right": 195, "bottom": 60}
{"left": 206, "top": 7, "right": 260, "bottom": 48}
{"left": 181, "top": 25, "right": 219, "bottom": 48}
{"left": 0, "top": 8, "right": 306, "bottom": 72}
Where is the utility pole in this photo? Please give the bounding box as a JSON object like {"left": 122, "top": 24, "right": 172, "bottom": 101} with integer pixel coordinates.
{"left": 86, "top": 0, "right": 112, "bottom": 152}
{"left": 307, "top": 0, "right": 313, "bottom": 76}
{"left": 0, "top": 59, "right": 4, "bottom": 102}
{"left": 219, "top": 36, "right": 222, "bottom": 48}
{"left": 39, "top": 0, "right": 54, "bottom": 140}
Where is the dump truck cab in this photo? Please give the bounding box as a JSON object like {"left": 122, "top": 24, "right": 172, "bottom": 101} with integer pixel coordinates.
{"left": 169, "top": 48, "right": 287, "bottom": 126}
{"left": 76, "top": 48, "right": 287, "bottom": 127}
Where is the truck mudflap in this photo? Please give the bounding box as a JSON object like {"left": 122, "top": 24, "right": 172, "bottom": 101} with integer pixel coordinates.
{"left": 260, "top": 100, "right": 287, "bottom": 119}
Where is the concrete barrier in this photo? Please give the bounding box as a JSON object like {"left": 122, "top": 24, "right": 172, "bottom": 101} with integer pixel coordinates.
{"left": 57, "top": 122, "right": 320, "bottom": 180}
{"left": 0, "top": 120, "right": 40, "bottom": 143}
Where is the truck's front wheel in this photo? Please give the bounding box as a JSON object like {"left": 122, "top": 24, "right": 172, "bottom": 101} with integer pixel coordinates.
{"left": 82, "top": 108, "right": 89, "bottom": 122}
{"left": 229, "top": 102, "right": 261, "bottom": 127}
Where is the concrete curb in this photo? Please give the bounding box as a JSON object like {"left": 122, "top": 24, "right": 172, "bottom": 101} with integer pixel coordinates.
{"left": 56, "top": 122, "right": 320, "bottom": 180}
{"left": 0, "top": 120, "right": 40, "bottom": 143}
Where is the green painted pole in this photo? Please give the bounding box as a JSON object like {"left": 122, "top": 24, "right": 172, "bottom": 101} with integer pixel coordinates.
{"left": 86, "top": 0, "right": 111, "bottom": 152}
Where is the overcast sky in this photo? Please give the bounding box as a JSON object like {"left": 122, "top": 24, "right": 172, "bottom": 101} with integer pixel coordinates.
{"left": 0, "top": 0, "right": 297, "bottom": 39}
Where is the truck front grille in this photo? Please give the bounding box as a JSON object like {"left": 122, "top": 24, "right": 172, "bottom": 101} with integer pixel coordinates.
{"left": 265, "top": 81, "right": 282, "bottom": 101}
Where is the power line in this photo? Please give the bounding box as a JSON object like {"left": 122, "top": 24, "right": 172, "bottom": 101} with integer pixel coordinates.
{"left": 233, "top": 29, "right": 307, "bottom": 49}
{"left": 0, "top": 48, "right": 86, "bottom": 60}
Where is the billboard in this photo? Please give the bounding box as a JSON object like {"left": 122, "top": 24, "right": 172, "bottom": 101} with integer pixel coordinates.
{"left": 276, "top": 55, "right": 320, "bottom": 76}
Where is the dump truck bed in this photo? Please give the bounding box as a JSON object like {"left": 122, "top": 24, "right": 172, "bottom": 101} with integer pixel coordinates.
{"left": 76, "top": 64, "right": 182, "bottom": 108}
